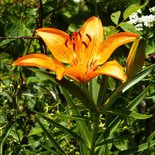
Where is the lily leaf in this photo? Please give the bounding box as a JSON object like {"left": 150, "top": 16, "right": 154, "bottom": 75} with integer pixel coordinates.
{"left": 107, "top": 110, "right": 152, "bottom": 119}
{"left": 0, "top": 121, "right": 15, "bottom": 154}
{"left": 36, "top": 112, "right": 81, "bottom": 140}
{"left": 97, "top": 86, "right": 150, "bottom": 144}
{"left": 123, "top": 64, "right": 155, "bottom": 93}
{"left": 127, "top": 85, "right": 150, "bottom": 110}
{"left": 55, "top": 112, "right": 89, "bottom": 121}
{"left": 36, "top": 117, "right": 66, "bottom": 155}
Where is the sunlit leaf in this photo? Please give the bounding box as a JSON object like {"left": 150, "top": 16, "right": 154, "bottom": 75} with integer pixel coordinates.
{"left": 120, "top": 22, "right": 138, "bottom": 33}
{"left": 123, "top": 3, "right": 146, "bottom": 20}
{"left": 107, "top": 109, "right": 152, "bottom": 119}
{"left": 110, "top": 11, "right": 121, "bottom": 25}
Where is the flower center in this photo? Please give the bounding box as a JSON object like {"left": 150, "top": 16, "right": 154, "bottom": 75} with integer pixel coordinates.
{"left": 64, "top": 32, "right": 93, "bottom": 66}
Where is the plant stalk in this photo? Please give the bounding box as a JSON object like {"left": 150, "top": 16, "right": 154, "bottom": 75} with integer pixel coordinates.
{"left": 90, "top": 112, "right": 100, "bottom": 155}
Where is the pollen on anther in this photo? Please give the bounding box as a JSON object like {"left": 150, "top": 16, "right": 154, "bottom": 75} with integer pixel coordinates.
{"left": 86, "top": 34, "right": 91, "bottom": 42}
{"left": 73, "top": 43, "right": 76, "bottom": 51}
{"left": 82, "top": 41, "right": 88, "bottom": 48}
{"left": 78, "top": 32, "right": 82, "bottom": 38}
{"left": 69, "top": 34, "right": 72, "bottom": 41}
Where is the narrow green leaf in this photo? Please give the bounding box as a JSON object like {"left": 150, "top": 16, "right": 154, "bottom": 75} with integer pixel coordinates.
{"left": 110, "top": 11, "right": 121, "bottom": 25}
{"left": 107, "top": 110, "right": 152, "bottom": 119}
{"left": 128, "top": 111, "right": 152, "bottom": 119}
{"left": 36, "top": 118, "right": 65, "bottom": 155}
{"left": 9, "top": 145, "right": 23, "bottom": 155}
{"left": 97, "top": 131, "right": 139, "bottom": 146}
{"left": 28, "top": 127, "right": 43, "bottom": 136}
{"left": 147, "top": 131, "right": 155, "bottom": 141}
{"left": 122, "top": 64, "right": 155, "bottom": 92}
{"left": 96, "top": 115, "right": 122, "bottom": 144}
{"left": 0, "top": 120, "right": 15, "bottom": 155}
{"left": 56, "top": 112, "right": 89, "bottom": 121}
{"left": 36, "top": 112, "right": 81, "bottom": 140}
{"left": 119, "top": 140, "right": 155, "bottom": 154}
{"left": 127, "top": 85, "right": 150, "bottom": 110}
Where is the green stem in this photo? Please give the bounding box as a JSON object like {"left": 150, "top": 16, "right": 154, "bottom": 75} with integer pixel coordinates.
{"left": 97, "top": 76, "right": 108, "bottom": 108}
{"left": 90, "top": 112, "right": 100, "bottom": 155}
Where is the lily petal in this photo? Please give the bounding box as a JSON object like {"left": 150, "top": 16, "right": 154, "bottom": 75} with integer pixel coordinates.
{"left": 13, "top": 53, "right": 65, "bottom": 80}
{"left": 97, "top": 32, "right": 139, "bottom": 65}
{"left": 95, "top": 60, "right": 127, "bottom": 82}
{"left": 64, "top": 65, "right": 97, "bottom": 83}
{"left": 79, "top": 16, "right": 103, "bottom": 61}
{"left": 36, "top": 28, "right": 74, "bottom": 64}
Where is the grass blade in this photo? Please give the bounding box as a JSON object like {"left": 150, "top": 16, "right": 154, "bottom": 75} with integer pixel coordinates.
{"left": 36, "top": 112, "right": 82, "bottom": 140}
{"left": 36, "top": 118, "right": 66, "bottom": 155}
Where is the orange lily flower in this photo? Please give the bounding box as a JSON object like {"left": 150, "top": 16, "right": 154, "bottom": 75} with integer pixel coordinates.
{"left": 13, "top": 16, "right": 138, "bottom": 83}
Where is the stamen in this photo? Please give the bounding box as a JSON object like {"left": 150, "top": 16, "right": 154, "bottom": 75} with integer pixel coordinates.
{"left": 69, "top": 34, "right": 72, "bottom": 41}
{"left": 86, "top": 34, "right": 91, "bottom": 42}
{"left": 73, "top": 43, "right": 76, "bottom": 51}
{"left": 82, "top": 41, "right": 88, "bottom": 48}
{"left": 78, "top": 32, "right": 82, "bottom": 38}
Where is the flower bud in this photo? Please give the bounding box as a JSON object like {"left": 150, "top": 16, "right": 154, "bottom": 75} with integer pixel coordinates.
{"left": 126, "top": 37, "right": 145, "bottom": 78}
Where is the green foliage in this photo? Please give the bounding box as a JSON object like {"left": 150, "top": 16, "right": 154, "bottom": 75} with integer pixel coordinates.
{"left": 0, "top": 0, "right": 155, "bottom": 154}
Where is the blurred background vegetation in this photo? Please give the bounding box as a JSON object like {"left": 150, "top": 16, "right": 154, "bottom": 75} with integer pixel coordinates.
{"left": 0, "top": 0, "right": 155, "bottom": 154}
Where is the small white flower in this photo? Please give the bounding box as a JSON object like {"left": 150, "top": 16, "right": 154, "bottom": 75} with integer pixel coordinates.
{"left": 135, "top": 23, "right": 143, "bottom": 31}
{"left": 73, "top": 0, "right": 81, "bottom": 2}
{"left": 137, "top": 9, "right": 142, "bottom": 14}
{"left": 142, "top": 15, "right": 155, "bottom": 28}
{"left": 128, "top": 13, "right": 139, "bottom": 24}
{"left": 149, "top": 6, "right": 155, "bottom": 13}
{"left": 129, "top": 12, "right": 139, "bottom": 20}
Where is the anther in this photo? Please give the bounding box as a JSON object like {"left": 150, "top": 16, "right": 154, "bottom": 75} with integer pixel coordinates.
{"left": 86, "top": 34, "right": 91, "bottom": 42}
{"left": 73, "top": 43, "right": 76, "bottom": 51}
{"left": 69, "top": 34, "right": 72, "bottom": 41}
{"left": 82, "top": 41, "right": 88, "bottom": 48}
{"left": 78, "top": 32, "right": 82, "bottom": 38}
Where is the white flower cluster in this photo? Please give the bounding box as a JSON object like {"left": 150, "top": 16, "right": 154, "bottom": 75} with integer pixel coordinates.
{"left": 128, "top": 6, "right": 155, "bottom": 31}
